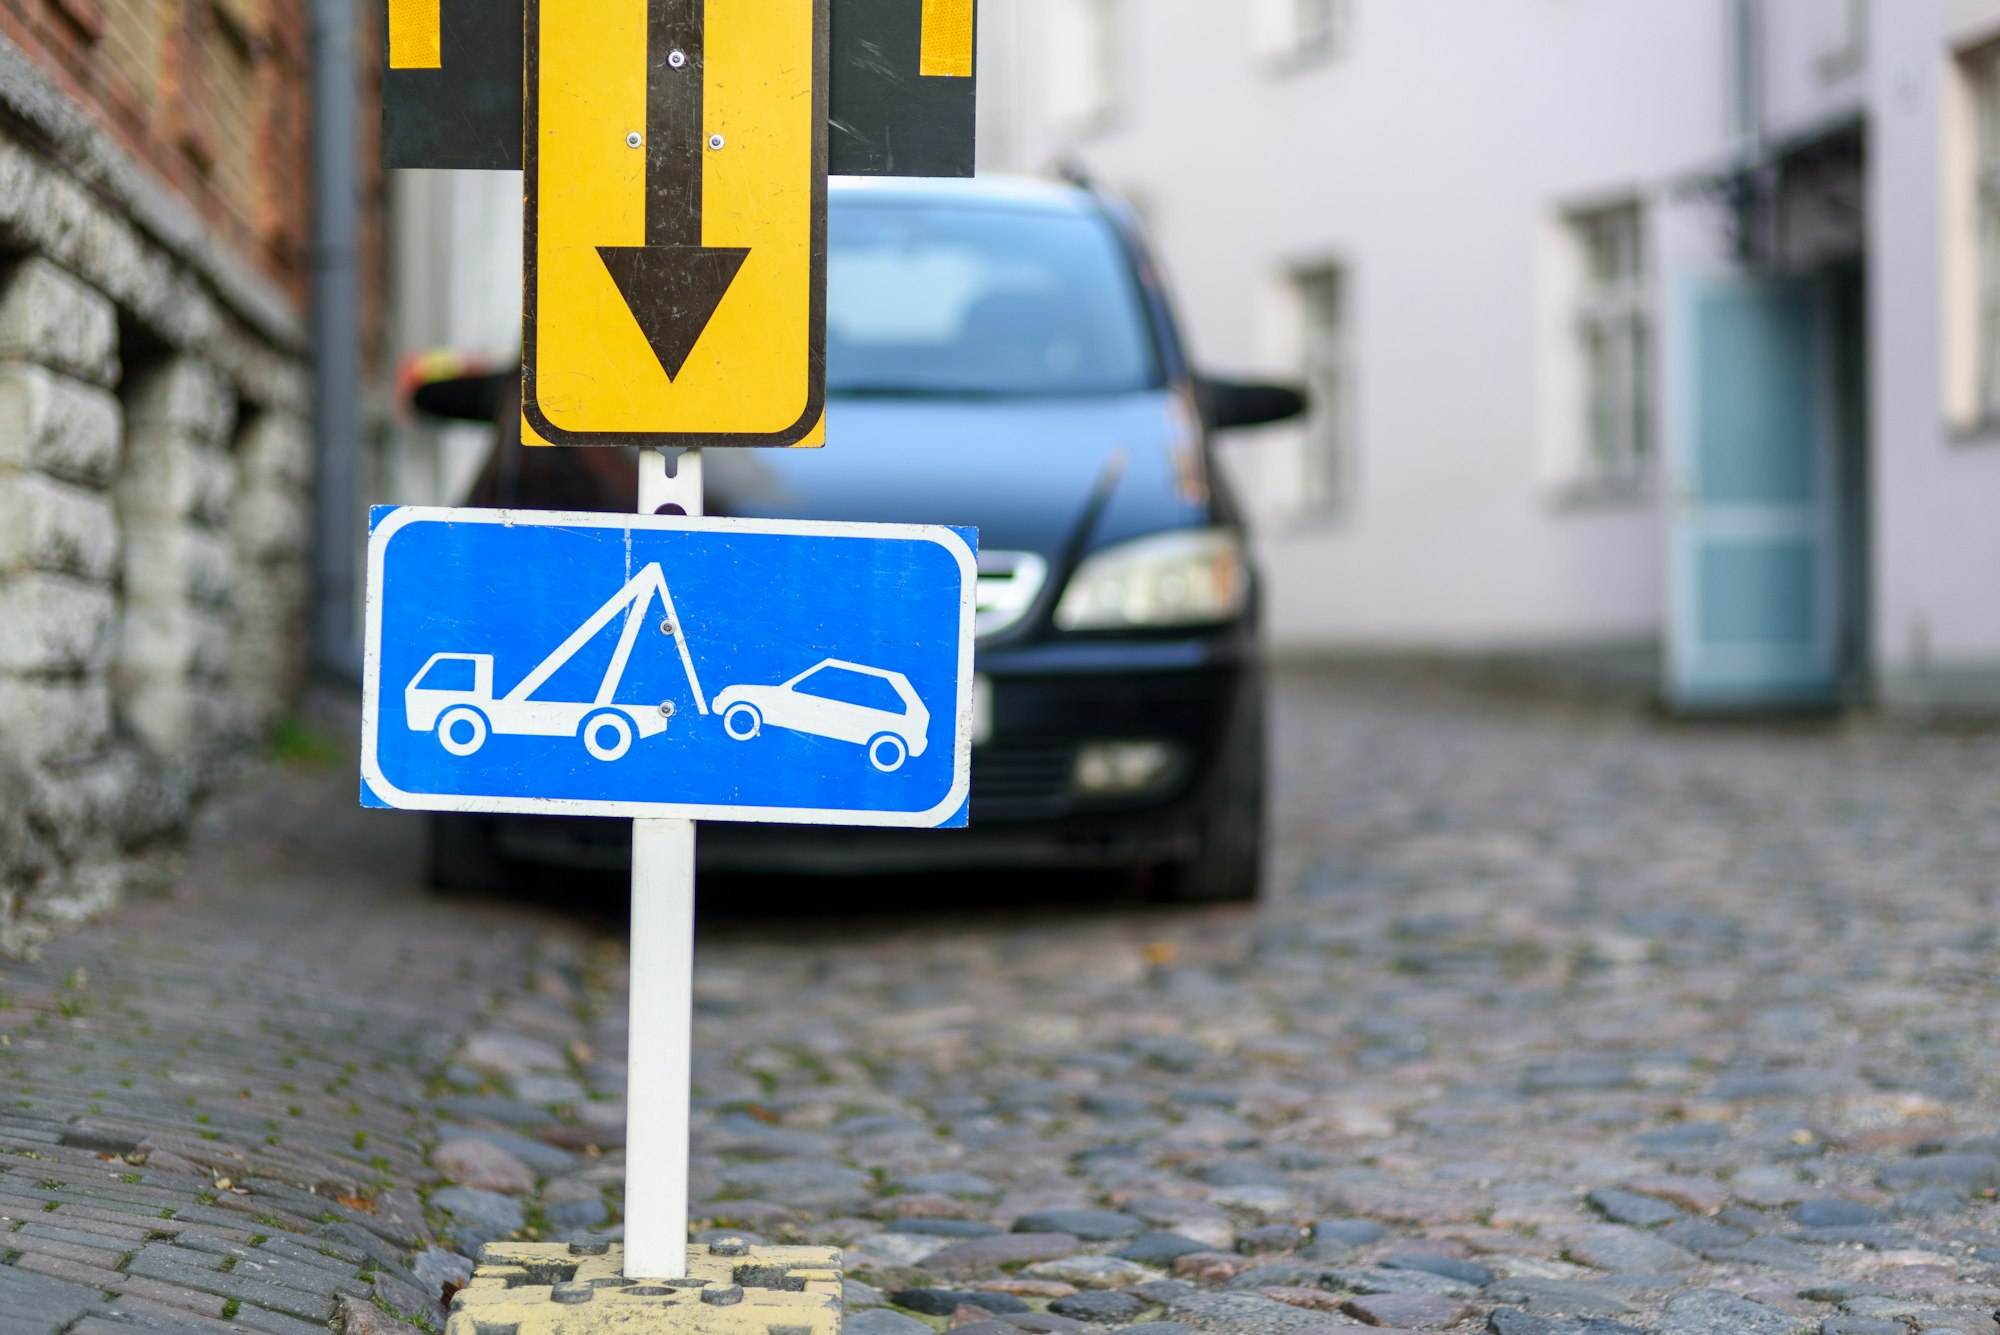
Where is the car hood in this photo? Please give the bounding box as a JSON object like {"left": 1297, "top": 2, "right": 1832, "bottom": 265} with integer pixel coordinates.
{"left": 702, "top": 391, "right": 1208, "bottom": 561}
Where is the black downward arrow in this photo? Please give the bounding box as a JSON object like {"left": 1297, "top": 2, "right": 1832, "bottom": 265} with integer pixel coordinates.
{"left": 597, "top": 0, "right": 748, "bottom": 381}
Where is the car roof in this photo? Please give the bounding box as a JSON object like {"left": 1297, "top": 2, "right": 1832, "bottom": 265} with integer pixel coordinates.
{"left": 829, "top": 172, "right": 1104, "bottom": 218}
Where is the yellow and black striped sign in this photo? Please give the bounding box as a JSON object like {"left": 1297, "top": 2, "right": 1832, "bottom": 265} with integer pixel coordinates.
{"left": 383, "top": 0, "right": 976, "bottom": 177}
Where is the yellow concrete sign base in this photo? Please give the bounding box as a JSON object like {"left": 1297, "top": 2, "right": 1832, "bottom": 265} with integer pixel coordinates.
{"left": 448, "top": 1240, "right": 842, "bottom": 1333}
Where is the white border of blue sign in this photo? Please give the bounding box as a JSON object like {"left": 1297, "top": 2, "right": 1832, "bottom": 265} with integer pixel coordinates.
{"left": 360, "top": 506, "right": 977, "bottom": 828}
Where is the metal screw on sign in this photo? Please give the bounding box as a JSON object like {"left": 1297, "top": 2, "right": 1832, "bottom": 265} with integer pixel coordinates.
{"left": 708, "top": 133, "right": 725, "bottom": 151}
{"left": 627, "top": 132, "right": 643, "bottom": 148}
{"left": 667, "top": 48, "right": 687, "bottom": 68}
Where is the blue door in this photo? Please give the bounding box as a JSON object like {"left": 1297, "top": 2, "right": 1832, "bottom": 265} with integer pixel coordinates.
{"left": 1668, "top": 276, "right": 1839, "bottom": 709}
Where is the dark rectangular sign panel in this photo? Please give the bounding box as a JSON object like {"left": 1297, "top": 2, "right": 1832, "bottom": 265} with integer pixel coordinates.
{"left": 828, "top": 0, "right": 976, "bottom": 177}
{"left": 384, "top": 0, "right": 975, "bottom": 177}
{"left": 383, "top": 0, "right": 526, "bottom": 172}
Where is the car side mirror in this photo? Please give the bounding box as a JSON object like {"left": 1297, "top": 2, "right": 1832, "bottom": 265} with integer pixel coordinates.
{"left": 399, "top": 350, "right": 517, "bottom": 424}
{"left": 411, "top": 370, "right": 515, "bottom": 424}
{"left": 1197, "top": 376, "right": 1309, "bottom": 430}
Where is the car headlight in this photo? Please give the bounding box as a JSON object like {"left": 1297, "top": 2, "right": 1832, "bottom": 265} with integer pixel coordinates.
{"left": 1054, "top": 528, "right": 1249, "bottom": 630}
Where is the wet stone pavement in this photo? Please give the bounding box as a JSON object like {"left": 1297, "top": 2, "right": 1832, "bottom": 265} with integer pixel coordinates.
{"left": 3, "top": 667, "right": 2000, "bottom": 1335}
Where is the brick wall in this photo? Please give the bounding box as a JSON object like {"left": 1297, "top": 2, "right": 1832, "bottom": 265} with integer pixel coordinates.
{"left": 0, "top": 0, "right": 311, "bottom": 304}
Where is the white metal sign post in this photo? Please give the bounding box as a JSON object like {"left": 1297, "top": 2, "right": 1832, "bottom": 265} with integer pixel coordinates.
{"left": 361, "top": 483, "right": 975, "bottom": 1303}
{"left": 626, "top": 809, "right": 697, "bottom": 1279}
{"left": 373, "top": 0, "right": 982, "bottom": 1316}
{"left": 628, "top": 446, "right": 704, "bottom": 1279}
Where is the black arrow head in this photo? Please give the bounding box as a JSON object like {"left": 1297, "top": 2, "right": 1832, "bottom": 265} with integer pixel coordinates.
{"left": 596, "top": 244, "right": 751, "bottom": 381}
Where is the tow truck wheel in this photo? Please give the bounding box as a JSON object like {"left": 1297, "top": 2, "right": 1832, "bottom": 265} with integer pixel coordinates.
{"left": 582, "top": 710, "right": 633, "bottom": 762}
{"left": 437, "top": 706, "right": 489, "bottom": 757}
{"left": 867, "top": 732, "right": 908, "bottom": 772}
{"left": 723, "top": 703, "right": 762, "bottom": 740}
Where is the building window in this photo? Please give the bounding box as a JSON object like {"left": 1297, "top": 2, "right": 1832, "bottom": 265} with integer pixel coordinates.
{"left": 1291, "top": 265, "right": 1350, "bottom": 514}
{"left": 1290, "top": 0, "right": 1347, "bottom": 59}
{"left": 1971, "top": 45, "right": 2000, "bottom": 422}
{"left": 1571, "top": 204, "right": 1651, "bottom": 488}
{"left": 1051, "top": 0, "right": 1120, "bottom": 132}
{"left": 1260, "top": 0, "right": 1349, "bottom": 65}
{"left": 1820, "top": 0, "right": 1866, "bottom": 80}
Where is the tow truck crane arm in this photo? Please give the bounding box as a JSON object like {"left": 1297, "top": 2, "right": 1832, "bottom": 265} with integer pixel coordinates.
{"left": 500, "top": 563, "right": 708, "bottom": 714}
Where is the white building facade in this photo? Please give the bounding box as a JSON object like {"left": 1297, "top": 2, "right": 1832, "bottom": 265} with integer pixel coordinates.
{"left": 978, "top": 0, "right": 2000, "bottom": 709}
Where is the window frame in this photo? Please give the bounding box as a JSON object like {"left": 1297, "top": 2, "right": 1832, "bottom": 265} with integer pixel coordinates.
{"left": 1971, "top": 43, "right": 2000, "bottom": 425}
{"left": 1288, "top": 262, "right": 1352, "bottom": 518}
{"left": 1289, "top": 0, "right": 1347, "bottom": 62}
{"left": 1051, "top": 0, "right": 1122, "bottom": 135}
{"left": 1258, "top": 0, "right": 1350, "bottom": 70}
{"left": 1818, "top": 0, "right": 1867, "bottom": 82}
{"left": 1944, "top": 37, "right": 2000, "bottom": 440}
{"left": 1565, "top": 202, "right": 1654, "bottom": 498}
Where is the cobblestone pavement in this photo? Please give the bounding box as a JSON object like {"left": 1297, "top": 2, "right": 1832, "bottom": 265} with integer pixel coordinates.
{"left": 6, "top": 667, "right": 2000, "bottom": 1335}
{"left": 0, "top": 746, "right": 600, "bottom": 1335}
{"left": 652, "top": 668, "right": 2000, "bottom": 1335}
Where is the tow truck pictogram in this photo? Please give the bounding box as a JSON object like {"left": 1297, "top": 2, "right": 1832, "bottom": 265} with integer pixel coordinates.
{"left": 404, "top": 562, "right": 932, "bottom": 771}
{"left": 402, "top": 563, "right": 708, "bottom": 762}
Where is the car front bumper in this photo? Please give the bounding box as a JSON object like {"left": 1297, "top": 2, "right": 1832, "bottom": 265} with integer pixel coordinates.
{"left": 469, "top": 629, "right": 1260, "bottom": 877}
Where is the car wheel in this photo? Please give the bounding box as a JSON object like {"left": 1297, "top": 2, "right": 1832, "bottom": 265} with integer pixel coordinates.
{"left": 582, "top": 709, "right": 634, "bottom": 762}
{"left": 436, "top": 706, "right": 489, "bottom": 757}
{"left": 723, "top": 702, "right": 762, "bottom": 740}
{"left": 867, "top": 732, "right": 908, "bottom": 772}
{"left": 426, "top": 813, "right": 511, "bottom": 895}
{"left": 1162, "top": 694, "right": 1265, "bottom": 905}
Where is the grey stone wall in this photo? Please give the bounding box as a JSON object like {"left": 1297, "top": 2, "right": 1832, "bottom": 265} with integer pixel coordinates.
{"left": 0, "top": 100, "right": 312, "bottom": 949}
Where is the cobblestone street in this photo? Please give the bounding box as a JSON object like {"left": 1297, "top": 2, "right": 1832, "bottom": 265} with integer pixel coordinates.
{"left": 5, "top": 667, "right": 2000, "bottom": 1334}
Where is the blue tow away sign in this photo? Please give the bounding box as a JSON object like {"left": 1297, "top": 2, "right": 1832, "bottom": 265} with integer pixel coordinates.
{"left": 361, "top": 507, "right": 976, "bottom": 827}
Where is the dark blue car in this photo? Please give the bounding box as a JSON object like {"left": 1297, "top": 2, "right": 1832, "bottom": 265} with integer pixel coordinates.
{"left": 418, "top": 175, "right": 1303, "bottom": 901}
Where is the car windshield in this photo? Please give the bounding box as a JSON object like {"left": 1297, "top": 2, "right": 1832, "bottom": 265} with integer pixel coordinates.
{"left": 827, "top": 199, "right": 1163, "bottom": 397}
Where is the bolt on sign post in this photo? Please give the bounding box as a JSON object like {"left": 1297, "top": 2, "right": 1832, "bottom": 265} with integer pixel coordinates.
{"left": 377, "top": 0, "right": 979, "bottom": 1293}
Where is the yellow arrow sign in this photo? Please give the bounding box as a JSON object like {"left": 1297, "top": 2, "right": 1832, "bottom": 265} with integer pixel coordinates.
{"left": 523, "top": 0, "right": 828, "bottom": 449}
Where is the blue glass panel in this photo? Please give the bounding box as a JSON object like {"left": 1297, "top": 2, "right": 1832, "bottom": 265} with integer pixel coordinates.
{"left": 1694, "top": 286, "right": 1816, "bottom": 503}
{"left": 1697, "top": 539, "right": 1817, "bottom": 645}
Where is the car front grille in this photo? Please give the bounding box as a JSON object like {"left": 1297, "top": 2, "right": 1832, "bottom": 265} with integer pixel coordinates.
{"left": 971, "top": 738, "right": 1075, "bottom": 812}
